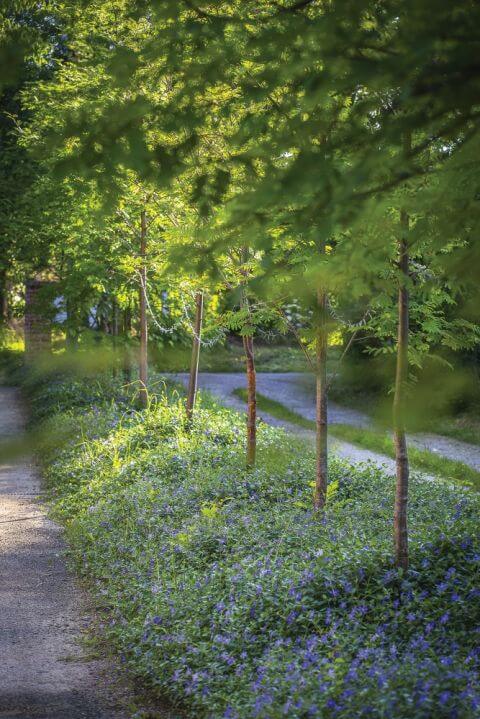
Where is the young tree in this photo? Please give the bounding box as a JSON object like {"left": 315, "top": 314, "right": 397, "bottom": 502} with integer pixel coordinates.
{"left": 314, "top": 284, "right": 328, "bottom": 510}
{"left": 240, "top": 288, "right": 257, "bottom": 468}
{"left": 185, "top": 290, "right": 204, "bottom": 424}
{"left": 137, "top": 208, "right": 149, "bottom": 406}
{"left": 393, "top": 135, "right": 412, "bottom": 568}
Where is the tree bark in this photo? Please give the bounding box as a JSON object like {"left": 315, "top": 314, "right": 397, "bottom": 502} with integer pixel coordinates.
{"left": 122, "top": 304, "right": 132, "bottom": 382}
{"left": 243, "top": 332, "right": 257, "bottom": 468}
{"left": 240, "top": 271, "right": 257, "bottom": 468}
{"left": 393, "top": 130, "right": 412, "bottom": 569}
{"left": 138, "top": 210, "right": 148, "bottom": 408}
{"left": 314, "top": 286, "right": 328, "bottom": 510}
{"left": 0, "top": 268, "right": 9, "bottom": 324}
{"left": 111, "top": 296, "right": 119, "bottom": 377}
{"left": 185, "top": 290, "right": 204, "bottom": 424}
{"left": 123, "top": 303, "right": 132, "bottom": 334}
{"left": 393, "top": 209, "right": 410, "bottom": 570}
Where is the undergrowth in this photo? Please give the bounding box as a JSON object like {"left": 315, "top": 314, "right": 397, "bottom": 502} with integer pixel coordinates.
{"left": 27, "top": 374, "right": 480, "bottom": 718}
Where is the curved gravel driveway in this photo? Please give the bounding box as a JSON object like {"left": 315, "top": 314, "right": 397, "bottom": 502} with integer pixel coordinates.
{"left": 165, "top": 372, "right": 480, "bottom": 474}
{"left": 165, "top": 373, "right": 406, "bottom": 476}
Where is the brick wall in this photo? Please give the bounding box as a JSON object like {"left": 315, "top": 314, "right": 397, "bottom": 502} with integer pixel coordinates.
{"left": 24, "top": 280, "right": 52, "bottom": 362}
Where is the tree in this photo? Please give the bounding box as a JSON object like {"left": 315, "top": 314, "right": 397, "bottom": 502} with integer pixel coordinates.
{"left": 185, "top": 290, "right": 203, "bottom": 424}
{"left": 138, "top": 208, "right": 148, "bottom": 407}
{"left": 8, "top": 0, "right": 480, "bottom": 568}
{"left": 393, "top": 134, "right": 412, "bottom": 569}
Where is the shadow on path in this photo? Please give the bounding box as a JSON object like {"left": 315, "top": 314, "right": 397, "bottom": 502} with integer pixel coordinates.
{"left": 0, "top": 387, "right": 127, "bottom": 718}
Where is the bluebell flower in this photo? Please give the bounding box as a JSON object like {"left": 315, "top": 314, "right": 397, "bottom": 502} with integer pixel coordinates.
{"left": 326, "top": 698, "right": 339, "bottom": 711}
{"left": 286, "top": 610, "right": 298, "bottom": 625}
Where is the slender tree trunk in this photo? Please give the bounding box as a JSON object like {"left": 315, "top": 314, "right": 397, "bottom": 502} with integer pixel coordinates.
{"left": 122, "top": 304, "right": 132, "bottom": 382}
{"left": 112, "top": 296, "right": 118, "bottom": 377}
{"left": 240, "top": 248, "right": 257, "bottom": 468}
{"left": 138, "top": 210, "right": 148, "bottom": 408}
{"left": 393, "top": 210, "right": 410, "bottom": 570}
{"left": 0, "top": 268, "right": 9, "bottom": 324}
{"left": 243, "top": 332, "right": 257, "bottom": 468}
{"left": 185, "top": 290, "right": 204, "bottom": 425}
{"left": 124, "top": 302, "right": 132, "bottom": 334}
{"left": 314, "top": 287, "right": 328, "bottom": 510}
{"left": 393, "top": 131, "right": 412, "bottom": 571}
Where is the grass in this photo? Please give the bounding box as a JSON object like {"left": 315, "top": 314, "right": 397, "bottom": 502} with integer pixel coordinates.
{"left": 232, "top": 387, "right": 315, "bottom": 430}
{"left": 330, "top": 383, "right": 480, "bottom": 447}
{"left": 331, "top": 423, "right": 480, "bottom": 490}
{"left": 233, "top": 387, "right": 480, "bottom": 490}
{"left": 152, "top": 340, "right": 311, "bottom": 373}
{"left": 423, "top": 414, "right": 480, "bottom": 447}
{"left": 0, "top": 329, "right": 25, "bottom": 384}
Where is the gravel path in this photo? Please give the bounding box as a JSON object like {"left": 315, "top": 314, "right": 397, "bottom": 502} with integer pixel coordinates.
{"left": 165, "top": 372, "right": 480, "bottom": 473}
{"left": 0, "top": 388, "right": 131, "bottom": 719}
{"left": 165, "top": 373, "right": 406, "bottom": 476}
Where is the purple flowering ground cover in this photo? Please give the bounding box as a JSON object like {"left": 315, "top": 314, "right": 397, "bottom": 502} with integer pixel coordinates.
{"left": 36, "top": 376, "right": 480, "bottom": 718}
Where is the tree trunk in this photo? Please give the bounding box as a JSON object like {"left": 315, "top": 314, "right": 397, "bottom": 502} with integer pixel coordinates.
{"left": 138, "top": 210, "right": 148, "bottom": 408}
{"left": 314, "top": 287, "right": 328, "bottom": 510}
{"left": 122, "top": 304, "right": 132, "bottom": 382}
{"left": 123, "top": 302, "right": 132, "bottom": 334}
{"left": 393, "top": 211, "right": 410, "bottom": 570}
{"left": 112, "top": 296, "right": 119, "bottom": 377}
{"left": 185, "top": 290, "right": 204, "bottom": 424}
{"left": 0, "top": 268, "right": 9, "bottom": 324}
{"left": 240, "top": 270, "right": 257, "bottom": 469}
{"left": 393, "top": 131, "right": 412, "bottom": 571}
{"left": 243, "top": 332, "right": 257, "bottom": 468}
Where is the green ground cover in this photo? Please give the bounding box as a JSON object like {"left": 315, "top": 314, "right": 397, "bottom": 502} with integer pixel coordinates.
{"left": 152, "top": 341, "right": 310, "bottom": 374}
{"left": 422, "top": 415, "right": 480, "bottom": 447}
{"left": 23, "top": 372, "right": 480, "bottom": 718}
{"left": 329, "top": 423, "right": 480, "bottom": 490}
{"left": 233, "top": 389, "right": 480, "bottom": 491}
{"left": 329, "top": 381, "right": 480, "bottom": 447}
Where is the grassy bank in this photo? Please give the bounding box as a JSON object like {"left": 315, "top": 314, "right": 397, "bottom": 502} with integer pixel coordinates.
{"left": 153, "top": 341, "right": 310, "bottom": 373}
{"left": 23, "top": 370, "right": 480, "bottom": 718}
{"left": 233, "top": 388, "right": 480, "bottom": 491}
{"left": 233, "top": 387, "right": 315, "bottom": 431}
{"left": 331, "top": 423, "right": 480, "bottom": 490}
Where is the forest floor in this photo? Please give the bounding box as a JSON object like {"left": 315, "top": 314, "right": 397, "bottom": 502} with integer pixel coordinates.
{"left": 0, "top": 387, "right": 143, "bottom": 719}
{"left": 164, "top": 372, "right": 480, "bottom": 476}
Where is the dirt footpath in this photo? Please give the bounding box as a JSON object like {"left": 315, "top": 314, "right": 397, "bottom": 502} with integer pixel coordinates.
{"left": 0, "top": 387, "right": 129, "bottom": 719}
